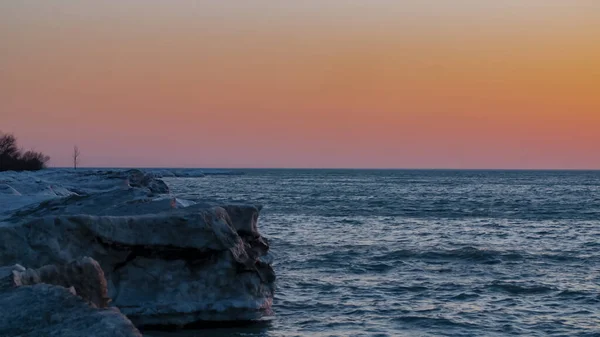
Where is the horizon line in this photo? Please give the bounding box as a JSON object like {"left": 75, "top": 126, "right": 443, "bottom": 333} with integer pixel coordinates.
{"left": 46, "top": 166, "right": 600, "bottom": 171}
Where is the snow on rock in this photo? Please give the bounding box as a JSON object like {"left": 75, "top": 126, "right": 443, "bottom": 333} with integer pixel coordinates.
{"left": 0, "top": 184, "right": 20, "bottom": 195}
{"left": 0, "top": 169, "right": 171, "bottom": 217}
{"left": 122, "top": 169, "right": 170, "bottom": 194}
{"left": 0, "top": 168, "right": 274, "bottom": 329}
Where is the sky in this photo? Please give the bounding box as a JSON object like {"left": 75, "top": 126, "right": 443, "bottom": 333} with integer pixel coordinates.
{"left": 1, "top": 1, "right": 599, "bottom": 169}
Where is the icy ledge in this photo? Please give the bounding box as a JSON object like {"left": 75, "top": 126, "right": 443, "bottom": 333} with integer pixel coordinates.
{"left": 0, "top": 170, "right": 275, "bottom": 329}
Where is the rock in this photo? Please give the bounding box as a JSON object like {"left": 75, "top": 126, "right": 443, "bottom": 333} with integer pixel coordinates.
{"left": 0, "top": 169, "right": 173, "bottom": 217}
{"left": 124, "top": 169, "right": 170, "bottom": 194}
{"left": 0, "top": 202, "right": 275, "bottom": 327}
{"left": 0, "top": 285, "right": 142, "bottom": 337}
{"left": 9, "top": 257, "right": 110, "bottom": 308}
{"left": 0, "top": 258, "right": 141, "bottom": 337}
{"left": 0, "top": 169, "right": 274, "bottom": 329}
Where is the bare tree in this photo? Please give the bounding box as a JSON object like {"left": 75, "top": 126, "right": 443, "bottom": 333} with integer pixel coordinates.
{"left": 73, "top": 145, "right": 80, "bottom": 169}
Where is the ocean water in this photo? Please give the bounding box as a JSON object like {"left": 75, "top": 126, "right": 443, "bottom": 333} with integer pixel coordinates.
{"left": 160, "top": 169, "right": 600, "bottom": 337}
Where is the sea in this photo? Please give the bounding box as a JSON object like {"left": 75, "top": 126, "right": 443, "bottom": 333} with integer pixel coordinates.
{"left": 154, "top": 169, "right": 600, "bottom": 337}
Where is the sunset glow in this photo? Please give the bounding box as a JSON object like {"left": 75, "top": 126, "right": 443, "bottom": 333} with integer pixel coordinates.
{"left": 1, "top": 1, "right": 599, "bottom": 168}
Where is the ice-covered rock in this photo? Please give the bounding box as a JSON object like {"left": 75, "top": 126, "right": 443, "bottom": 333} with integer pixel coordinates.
{"left": 0, "top": 168, "right": 273, "bottom": 329}
{"left": 0, "top": 258, "right": 141, "bottom": 337}
{"left": 6, "top": 257, "right": 110, "bottom": 308}
{"left": 0, "top": 200, "right": 275, "bottom": 327}
{"left": 123, "top": 169, "right": 170, "bottom": 194}
{"left": 0, "top": 285, "right": 142, "bottom": 337}
{"left": 0, "top": 183, "right": 20, "bottom": 195}
{"left": 0, "top": 169, "right": 171, "bottom": 217}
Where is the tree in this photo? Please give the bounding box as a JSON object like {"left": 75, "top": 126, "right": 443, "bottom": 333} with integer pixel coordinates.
{"left": 0, "top": 133, "right": 19, "bottom": 171}
{"left": 19, "top": 150, "right": 50, "bottom": 171}
{"left": 0, "top": 133, "right": 18, "bottom": 158}
{"left": 0, "top": 131, "right": 50, "bottom": 171}
{"left": 73, "top": 145, "right": 80, "bottom": 169}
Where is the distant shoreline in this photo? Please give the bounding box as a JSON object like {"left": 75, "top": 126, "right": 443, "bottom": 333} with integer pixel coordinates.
{"left": 43, "top": 167, "right": 600, "bottom": 172}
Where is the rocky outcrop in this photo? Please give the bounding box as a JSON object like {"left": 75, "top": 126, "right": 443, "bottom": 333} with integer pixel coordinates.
{"left": 0, "top": 285, "right": 142, "bottom": 337}
{"left": 6, "top": 257, "right": 110, "bottom": 308}
{"left": 0, "top": 199, "right": 275, "bottom": 327}
{"left": 0, "top": 168, "right": 171, "bottom": 217}
{"left": 122, "top": 169, "right": 170, "bottom": 194}
{"left": 0, "top": 258, "right": 141, "bottom": 337}
{"left": 0, "top": 168, "right": 275, "bottom": 330}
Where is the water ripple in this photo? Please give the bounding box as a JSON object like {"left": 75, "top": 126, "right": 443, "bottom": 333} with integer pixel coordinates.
{"left": 159, "top": 169, "right": 600, "bottom": 336}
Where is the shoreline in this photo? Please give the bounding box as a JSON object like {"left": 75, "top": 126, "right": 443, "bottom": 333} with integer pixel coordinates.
{"left": 0, "top": 169, "right": 275, "bottom": 335}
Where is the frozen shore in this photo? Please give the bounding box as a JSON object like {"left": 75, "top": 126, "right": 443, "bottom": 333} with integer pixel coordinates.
{"left": 0, "top": 169, "right": 274, "bottom": 335}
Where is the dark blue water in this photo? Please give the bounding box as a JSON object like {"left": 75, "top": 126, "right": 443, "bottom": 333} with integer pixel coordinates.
{"left": 163, "top": 170, "right": 600, "bottom": 336}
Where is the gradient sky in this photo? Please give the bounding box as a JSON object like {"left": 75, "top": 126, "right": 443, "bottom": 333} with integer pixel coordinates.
{"left": 1, "top": 1, "right": 599, "bottom": 169}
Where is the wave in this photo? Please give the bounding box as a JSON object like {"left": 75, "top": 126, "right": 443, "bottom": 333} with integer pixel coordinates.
{"left": 297, "top": 246, "right": 529, "bottom": 272}
{"left": 380, "top": 246, "right": 524, "bottom": 263}
{"left": 557, "top": 289, "right": 600, "bottom": 304}
{"left": 148, "top": 168, "right": 244, "bottom": 178}
{"left": 451, "top": 292, "right": 480, "bottom": 300}
{"left": 388, "top": 285, "right": 429, "bottom": 293}
{"left": 377, "top": 246, "right": 580, "bottom": 264}
{"left": 486, "top": 281, "right": 557, "bottom": 295}
{"left": 294, "top": 245, "right": 584, "bottom": 275}
{"left": 392, "top": 315, "right": 477, "bottom": 329}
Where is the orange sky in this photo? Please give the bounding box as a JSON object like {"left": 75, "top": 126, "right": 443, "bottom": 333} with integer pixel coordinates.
{"left": 1, "top": 1, "right": 599, "bottom": 168}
